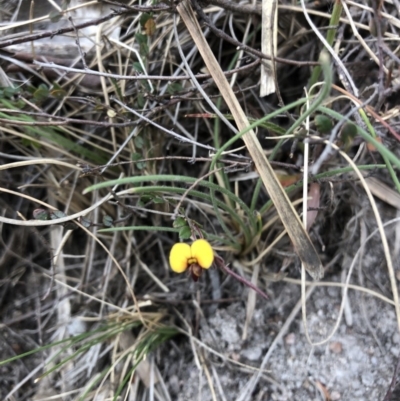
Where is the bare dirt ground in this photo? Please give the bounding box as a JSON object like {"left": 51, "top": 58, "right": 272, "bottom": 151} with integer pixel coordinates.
{"left": 167, "top": 199, "right": 400, "bottom": 401}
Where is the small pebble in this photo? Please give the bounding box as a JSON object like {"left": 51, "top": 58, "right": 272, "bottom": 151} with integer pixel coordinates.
{"left": 285, "top": 333, "right": 296, "bottom": 345}
{"left": 329, "top": 342, "right": 343, "bottom": 354}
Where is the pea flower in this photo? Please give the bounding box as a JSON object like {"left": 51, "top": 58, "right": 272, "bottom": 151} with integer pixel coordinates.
{"left": 169, "top": 239, "right": 214, "bottom": 281}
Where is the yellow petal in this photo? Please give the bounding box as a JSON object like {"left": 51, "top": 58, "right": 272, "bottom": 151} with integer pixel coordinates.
{"left": 191, "top": 239, "right": 214, "bottom": 269}
{"left": 169, "top": 243, "right": 191, "bottom": 273}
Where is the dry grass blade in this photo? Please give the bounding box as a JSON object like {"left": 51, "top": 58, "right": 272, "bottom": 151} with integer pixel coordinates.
{"left": 260, "top": 0, "right": 277, "bottom": 96}
{"left": 176, "top": 0, "right": 323, "bottom": 280}
{"left": 362, "top": 176, "right": 400, "bottom": 210}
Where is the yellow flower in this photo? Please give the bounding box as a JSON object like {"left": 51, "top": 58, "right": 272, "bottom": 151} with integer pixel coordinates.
{"left": 169, "top": 239, "right": 214, "bottom": 277}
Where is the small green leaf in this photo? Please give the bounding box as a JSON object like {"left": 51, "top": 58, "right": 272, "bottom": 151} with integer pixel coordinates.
{"left": 80, "top": 217, "right": 92, "bottom": 228}
{"left": 140, "top": 80, "right": 151, "bottom": 93}
{"left": 167, "top": 82, "right": 183, "bottom": 95}
{"left": 339, "top": 122, "right": 358, "bottom": 150}
{"left": 134, "top": 136, "right": 144, "bottom": 149}
{"left": 152, "top": 196, "right": 164, "bottom": 204}
{"left": 314, "top": 115, "right": 333, "bottom": 133}
{"left": 173, "top": 217, "right": 187, "bottom": 228}
{"left": 3, "top": 86, "right": 20, "bottom": 98}
{"left": 26, "top": 85, "right": 36, "bottom": 94}
{"left": 33, "top": 85, "right": 49, "bottom": 102}
{"left": 139, "top": 195, "right": 152, "bottom": 204}
{"left": 50, "top": 210, "right": 67, "bottom": 220}
{"left": 135, "top": 33, "right": 149, "bottom": 57}
{"left": 132, "top": 152, "right": 146, "bottom": 169}
{"left": 49, "top": 210, "right": 77, "bottom": 229}
{"left": 33, "top": 209, "right": 49, "bottom": 220}
{"left": 103, "top": 215, "right": 114, "bottom": 227}
{"left": 132, "top": 62, "right": 144, "bottom": 74}
{"left": 136, "top": 93, "right": 145, "bottom": 108}
{"left": 14, "top": 99, "right": 25, "bottom": 109}
{"left": 341, "top": 122, "right": 357, "bottom": 139}
{"left": 135, "top": 32, "right": 147, "bottom": 46}
{"left": 179, "top": 225, "right": 192, "bottom": 240}
{"left": 140, "top": 13, "right": 152, "bottom": 27}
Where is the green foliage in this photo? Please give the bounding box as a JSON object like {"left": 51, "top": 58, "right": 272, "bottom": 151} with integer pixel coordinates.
{"left": 140, "top": 12, "right": 153, "bottom": 27}
{"left": 136, "top": 92, "right": 146, "bottom": 108}
{"left": 341, "top": 122, "right": 358, "bottom": 139}
{"left": 132, "top": 152, "right": 146, "bottom": 170}
{"left": 179, "top": 225, "right": 192, "bottom": 240}
{"left": 0, "top": 321, "right": 178, "bottom": 400}
{"left": 103, "top": 215, "right": 114, "bottom": 227}
{"left": 167, "top": 82, "right": 183, "bottom": 95}
{"left": 173, "top": 217, "right": 187, "bottom": 228}
{"left": 134, "top": 135, "right": 145, "bottom": 149}
{"left": 132, "top": 62, "right": 144, "bottom": 73}
{"left": 315, "top": 114, "right": 333, "bottom": 133}
{"left": 135, "top": 33, "right": 149, "bottom": 58}
{"left": 0, "top": 91, "right": 107, "bottom": 163}
{"left": 32, "top": 84, "right": 50, "bottom": 103}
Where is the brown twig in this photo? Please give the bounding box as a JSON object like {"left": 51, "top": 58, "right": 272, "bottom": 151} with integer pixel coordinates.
{"left": 214, "top": 255, "right": 269, "bottom": 300}
{"left": 31, "top": 57, "right": 259, "bottom": 81}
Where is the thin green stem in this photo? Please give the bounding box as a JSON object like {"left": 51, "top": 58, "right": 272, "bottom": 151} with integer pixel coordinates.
{"left": 209, "top": 97, "right": 308, "bottom": 165}
{"left": 318, "top": 106, "right": 400, "bottom": 171}
{"left": 308, "top": 0, "right": 342, "bottom": 87}
{"left": 250, "top": 178, "right": 263, "bottom": 212}
{"left": 353, "top": 108, "right": 400, "bottom": 193}
{"left": 86, "top": 179, "right": 250, "bottom": 250}
{"left": 84, "top": 175, "right": 253, "bottom": 217}
{"left": 285, "top": 52, "right": 332, "bottom": 139}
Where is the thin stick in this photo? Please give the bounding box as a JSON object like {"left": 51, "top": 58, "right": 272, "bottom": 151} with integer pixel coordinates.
{"left": 214, "top": 255, "right": 269, "bottom": 300}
